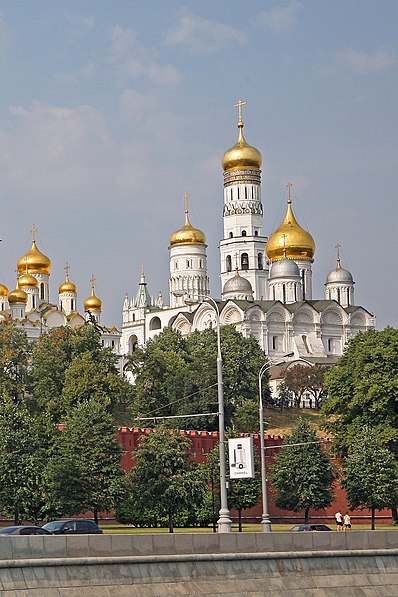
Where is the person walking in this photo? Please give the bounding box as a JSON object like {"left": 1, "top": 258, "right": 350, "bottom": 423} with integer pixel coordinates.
{"left": 335, "top": 511, "right": 343, "bottom": 531}
{"left": 344, "top": 513, "right": 351, "bottom": 530}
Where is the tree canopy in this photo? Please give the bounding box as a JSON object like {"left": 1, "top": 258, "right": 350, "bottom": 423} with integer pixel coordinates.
{"left": 0, "top": 321, "right": 31, "bottom": 403}
{"left": 269, "top": 418, "right": 335, "bottom": 523}
{"left": 322, "top": 327, "right": 398, "bottom": 457}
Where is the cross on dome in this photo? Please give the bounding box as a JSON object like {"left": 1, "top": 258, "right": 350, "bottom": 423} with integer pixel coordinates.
{"left": 234, "top": 99, "right": 247, "bottom": 124}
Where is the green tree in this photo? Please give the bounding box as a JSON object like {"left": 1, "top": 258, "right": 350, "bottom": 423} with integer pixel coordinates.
{"left": 269, "top": 418, "right": 334, "bottom": 523}
{"left": 0, "top": 402, "right": 56, "bottom": 523}
{"left": 0, "top": 320, "right": 31, "bottom": 403}
{"left": 342, "top": 428, "right": 398, "bottom": 529}
{"left": 322, "top": 328, "right": 398, "bottom": 456}
{"left": 126, "top": 425, "right": 206, "bottom": 532}
{"left": 47, "top": 399, "right": 125, "bottom": 523}
{"left": 284, "top": 364, "right": 327, "bottom": 409}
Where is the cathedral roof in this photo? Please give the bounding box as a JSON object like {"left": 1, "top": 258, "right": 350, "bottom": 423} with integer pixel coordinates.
{"left": 169, "top": 196, "right": 206, "bottom": 247}
{"left": 266, "top": 197, "right": 315, "bottom": 262}
{"left": 17, "top": 231, "right": 51, "bottom": 275}
{"left": 222, "top": 101, "right": 262, "bottom": 172}
{"left": 326, "top": 258, "right": 353, "bottom": 285}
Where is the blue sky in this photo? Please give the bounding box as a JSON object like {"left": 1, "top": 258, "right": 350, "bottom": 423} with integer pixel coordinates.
{"left": 0, "top": 0, "right": 396, "bottom": 329}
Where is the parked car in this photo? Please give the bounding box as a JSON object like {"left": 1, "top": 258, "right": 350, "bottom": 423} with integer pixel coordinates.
{"left": 42, "top": 519, "right": 103, "bottom": 534}
{"left": 291, "top": 524, "right": 332, "bottom": 532}
{"left": 0, "top": 526, "right": 52, "bottom": 535}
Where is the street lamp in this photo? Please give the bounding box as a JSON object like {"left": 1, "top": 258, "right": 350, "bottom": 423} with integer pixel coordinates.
{"left": 174, "top": 293, "right": 232, "bottom": 533}
{"left": 259, "top": 354, "right": 294, "bottom": 532}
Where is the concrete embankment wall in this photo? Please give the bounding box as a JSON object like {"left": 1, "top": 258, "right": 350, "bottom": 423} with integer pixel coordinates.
{"left": 1, "top": 531, "right": 398, "bottom": 596}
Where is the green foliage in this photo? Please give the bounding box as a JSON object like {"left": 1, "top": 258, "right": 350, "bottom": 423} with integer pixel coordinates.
{"left": 0, "top": 321, "right": 31, "bottom": 403}
{"left": 129, "top": 325, "right": 266, "bottom": 430}
{"left": 0, "top": 402, "right": 56, "bottom": 523}
{"left": 122, "top": 425, "right": 206, "bottom": 532}
{"left": 46, "top": 400, "right": 125, "bottom": 522}
{"left": 284, "top": 364, "right": 326, "bottom": 408}
{"left": 269, "top": 418, "right": 334, "bottom": 522}
{"left": 322, "top": 327, "right": 398, "bottom": 457}
{"left": 341, "top": 427, "right": 398, "bottom": 528}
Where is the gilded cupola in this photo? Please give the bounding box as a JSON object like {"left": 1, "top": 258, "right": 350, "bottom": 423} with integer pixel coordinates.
{"left": 222, "top": 100, "right": 262, "bottom": 172}
{"left": 17, "top": 226, "right": 51, "bottom": 275}
{"left": 0, "top": 283, "right": 9, "bottom": 297}
{"left": 84, "top": 275, "right": 102, "bottom": 312}
{"left": 59, "top": 263, "right": 77, "bottom": 294}
{"left": 266, "top": 185, "right": 315, "bottom": 262}
{"left": 8, "top": 280, "right": 28, "bottom": 305}
{"left": 169, "top": 193, "right": 206, "bottom": 247}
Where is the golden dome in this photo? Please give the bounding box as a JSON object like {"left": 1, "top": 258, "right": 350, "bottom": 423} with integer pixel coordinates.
{"left": 19, "top": 272, "right": 39, "bottom": 289}
{"left": 266, "top": 198, "right": 315, "bottom": 262}
{"left": 17, "top": 239, "right": 51, "bottom": 275}
{"left": 84, "top": 277, "right": 102, "bottom": 312}
{"left": 0, "top": 283, "right": 9, "bottom": 297}
{"left": 8, "top": 282, "right": 28, "bottom": 305}
{"left": 170, "top": 195, "right": 206, "bottom": 247}
{"left": 59, "top": 264, "right": 76, "bottom": 294}
{"left": 222, "top": 101, "right": 262, "bottom": 172}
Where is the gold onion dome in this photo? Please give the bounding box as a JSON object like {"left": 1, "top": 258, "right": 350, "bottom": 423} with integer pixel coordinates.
{"left": 84, "top": 276, "right": 102, "bottom": 312}
{"left": 59, "top": 264, "right": 76, "bottom": 294}
{"left": 222, "top": 100, "right": 262, "bottom": 172}
{"left": 169, "top": 194, "right": 206, "bottom": 247}
{"left": 266, "top": 197, "right": 315, "bottom": 262}
{"left": 19, "top": 272, "right": 39, "bottom": 289}
{"left": 17, "top": 237, "right": 51, "bottom": 275}
{"left": 8, "top": 282, "right": 28, "bottom": 305}
{"left": 0, "top": 283, "right": 9, "bottom": 296}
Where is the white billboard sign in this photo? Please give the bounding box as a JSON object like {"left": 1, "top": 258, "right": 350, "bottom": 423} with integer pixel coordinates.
{"left": 228, "top": 437, "right": 254, "bottom": 479}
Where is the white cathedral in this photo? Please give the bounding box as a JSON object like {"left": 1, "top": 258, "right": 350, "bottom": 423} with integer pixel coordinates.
{"left": 0, "top": 102, "right": 374, "bottom": 369}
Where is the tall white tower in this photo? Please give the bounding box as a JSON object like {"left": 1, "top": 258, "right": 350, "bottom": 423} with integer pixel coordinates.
{"left": 169, "top": 194, "right": 209, "bottom": 308}
{"left": 266, "top": 184, "right": 315, "bottom": 300}
{"left": 220, "top": 100, "right": 268, "bottom": 300}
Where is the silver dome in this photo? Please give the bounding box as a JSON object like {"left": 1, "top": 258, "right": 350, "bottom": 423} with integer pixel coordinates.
{"left": 223, "top": 273, "right": 253, "bottom": 295}
{"left": 326, "top": 267, "right": 353, "bottom": 284}
{"left": 270, "top": 258, "right": 300, "bottom": 279}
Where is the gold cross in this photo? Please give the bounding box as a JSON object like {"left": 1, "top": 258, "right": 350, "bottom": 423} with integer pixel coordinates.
{"left": 287, "top": 182, "right": 293, "bottom": 203}
{"left": 31, "top": 224, "right": 37, "bottom": 240}
{"left": 90, "top": 273, "right": 96, "bottom": 290}
{"left": 234, "top": 99, "right": 247, "bottom": 123}
{"left": 183, "top": 192, "right": 190, "bottom": 214}
{"left": 335, "top": 243, "right": 341, "bottom": 267}
{"left": 24, "top": 256, "right": 29, "bottom": 272}
{"left": 64, "top": 262, "right": 70, "bottom": 279}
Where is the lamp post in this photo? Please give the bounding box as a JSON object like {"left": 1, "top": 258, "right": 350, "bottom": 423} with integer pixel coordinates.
{"left": 176, "top": 293, "right": 232, "bottom": 533}
{"left": 259, "top": 354, "right": 294, "bottom": 532}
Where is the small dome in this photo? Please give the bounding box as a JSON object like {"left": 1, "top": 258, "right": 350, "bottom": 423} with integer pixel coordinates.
{"left": 326, "top": 261, "right": 353, "bottom": 284}
{"left": 17, "top": 239, "right": 51, "bottom": 275}
{"left": 8, "top": 285, "right": 28, "bottom": 305}
{"left": 59, "top": 280, "right": 77, "bottom": 293}
{"left": 170, "top": 200, "right": 206, "bottom": 247}
{"left": 266, "top": 199, "right": 315, "bottom": 262}
{"left": 0, "top": 283, "right": 9, "bottom": 297}
{"left": 19, "top": 272, "right": 39, "bottom": 289}
{"left": 270, "top": 258, "right": 300, "bottom": 279}
{"left": 84, "top": 286, "right": 102, "bottom": 312}
{"left": 222, "top": 121, "right": 262, "bottom": 172}
{"left": 223, "top": 270, "right": 253, "bottom": 295}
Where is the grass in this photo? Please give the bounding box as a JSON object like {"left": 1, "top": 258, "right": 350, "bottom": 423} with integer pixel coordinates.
{"left": 101, "top": 523, "right": 398, "bottom": 534}
{"left": 264, "top": 407, "right": 323, "bottom": 437}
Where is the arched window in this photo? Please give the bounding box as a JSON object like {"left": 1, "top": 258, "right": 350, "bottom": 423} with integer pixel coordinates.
{"left": 254, "top": 230, "right": 258, "bottom": 236}
{"left": 337, "top": 288, "right": 341, "bottom": 304}
{"left": 229, "top": 232, "right": 233, "bottom": 238}
{"left": 129, "top": 335, "right": 138, "bottom": 353}
{"left": 71, "top": 299, "right": 75, "bottom": 311}
{"left": 40, "top": 283, "right": 45, "bottom": 300}
{"left": 226, "top": 255, "right": 232, "bottom": 272}
{"left": 347, "top": 288, "right": 350, "bottom": 306}
{"left": 149, "top": 316, "right": 161, "bottom": 331}
{"left": 258, "top": 253, "right": 263, "bottom": 270}
{"left": 241, "top": 253, "right": 249, "bottom": 270}
{"left": 242, "top": 230, "right": 247, "bottom": 237}
{"left": 282, "top": 284, "right": 286, "bottom": 303}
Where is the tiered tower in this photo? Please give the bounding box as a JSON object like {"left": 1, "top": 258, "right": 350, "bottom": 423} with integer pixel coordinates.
{"left": 220, "top": 100, "right": 268, "bottom": 300}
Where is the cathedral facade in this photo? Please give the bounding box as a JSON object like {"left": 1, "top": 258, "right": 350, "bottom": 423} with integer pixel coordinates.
{"left": 120, "top": 102, "right": 374, "bottom": 364}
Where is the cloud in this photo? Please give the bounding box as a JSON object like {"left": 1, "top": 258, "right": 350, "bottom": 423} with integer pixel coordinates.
{"left": 0, "top": 11, "right": 12, "bottom": 64}
{"left": 256, "top": 1, "right": 302, "bottom": 33}
{"left": 64, "top": 11, "right": 95, "bottom": 35}
{"left": 108, "top": 25, "right": 180, "bottom": 86}
{"left": 335, "top": 46, "right": 396, "bottom": 73}
{"left": 165, "top": 10, "right": 245, "bottom": 54}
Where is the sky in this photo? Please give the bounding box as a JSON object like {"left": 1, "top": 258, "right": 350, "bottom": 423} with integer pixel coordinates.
{"left": 0, "top": 0, "right": 396, "bottom": 330}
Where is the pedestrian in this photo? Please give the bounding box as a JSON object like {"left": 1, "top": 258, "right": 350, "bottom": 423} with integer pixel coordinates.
{"left": 335, "top": 510, "right": 343, "bottom": 531}
{"left": 344, "top": 513, "right": 351, "bottom": 530}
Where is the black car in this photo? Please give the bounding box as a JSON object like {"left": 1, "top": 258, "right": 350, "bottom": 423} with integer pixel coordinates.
{"left": 42, "top": 519, "right": 103, "bottom": 534}
{"left": 0, "top": 526, "right": 52, "bottom": 535}
{"left": 291, "top": 524, "right": 332, "bottom": 532}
